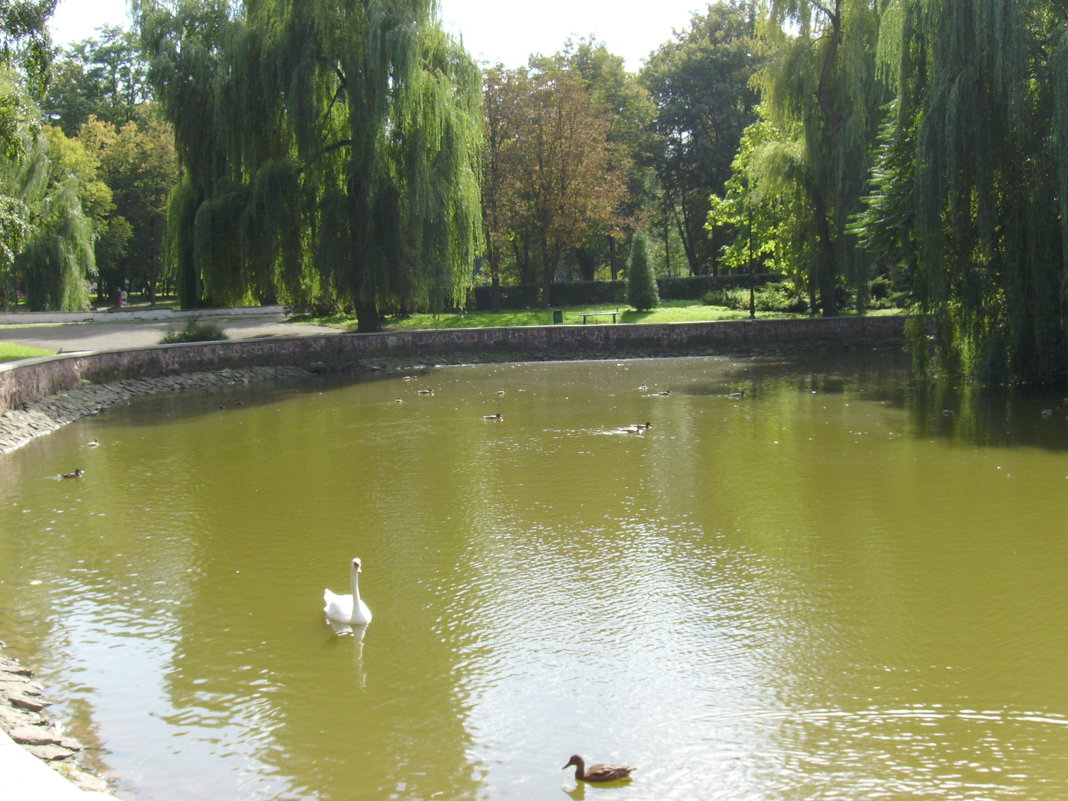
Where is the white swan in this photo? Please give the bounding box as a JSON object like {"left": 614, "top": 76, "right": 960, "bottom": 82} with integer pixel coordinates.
{"left": 323, "top": 558, "right": 372, "bottom": 625}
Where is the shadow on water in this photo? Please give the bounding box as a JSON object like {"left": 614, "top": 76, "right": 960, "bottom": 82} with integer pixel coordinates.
{"left": 674, "top": 348, "right": 1068, "bottom": 453}
{"left": 87, "top": 366, "right": 432, "bottom": 429}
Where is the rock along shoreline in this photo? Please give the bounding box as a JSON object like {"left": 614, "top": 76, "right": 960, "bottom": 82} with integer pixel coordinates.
{"left": 0, "top": 648, "right": 111, "bottom": 794}
{"left": 0, "top": 364, "right": 314, "bottom": 455}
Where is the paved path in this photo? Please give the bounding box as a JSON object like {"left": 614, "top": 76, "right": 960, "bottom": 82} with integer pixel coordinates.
{"left": 0, "top": 307, "right": 339, "bottom": 352}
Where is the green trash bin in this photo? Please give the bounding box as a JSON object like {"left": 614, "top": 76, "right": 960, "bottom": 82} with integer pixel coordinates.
{"left": 552, "top": 309, "right": 563, "bottom": 324}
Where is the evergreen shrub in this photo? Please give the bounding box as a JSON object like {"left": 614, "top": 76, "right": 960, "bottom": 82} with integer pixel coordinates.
{"left": 626, "top": 232, "right": 659, "bottom": 311}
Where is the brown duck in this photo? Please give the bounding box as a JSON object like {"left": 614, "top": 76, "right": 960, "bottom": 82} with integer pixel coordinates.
{"left": 563, "top": 754, "right": 635, "bottom": 783}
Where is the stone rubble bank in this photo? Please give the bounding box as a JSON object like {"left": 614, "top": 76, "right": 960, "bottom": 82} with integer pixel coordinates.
{"left": 0, "top": 365, "right": 312, "bottom": 454}
{"left": 0, "top": 648, "right": 110, "bottom": 794}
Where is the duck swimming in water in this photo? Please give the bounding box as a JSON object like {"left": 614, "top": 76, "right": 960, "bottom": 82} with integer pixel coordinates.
{"left": 61, "top": 468, "right": 84, "bottom": 479}
{"left": 562, "top": 755, "right": 635, "bottom": 783}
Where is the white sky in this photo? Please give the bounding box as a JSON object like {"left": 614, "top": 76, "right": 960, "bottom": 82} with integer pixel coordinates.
{"left": 49, "top": 0, "right": 707, "bottom": 71}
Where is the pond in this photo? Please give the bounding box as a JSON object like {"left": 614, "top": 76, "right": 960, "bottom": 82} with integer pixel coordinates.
{"left": 2, "top": 353, "right": 1068, "bottom": 801}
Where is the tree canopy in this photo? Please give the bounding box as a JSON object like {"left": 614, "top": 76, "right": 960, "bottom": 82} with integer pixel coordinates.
{"left": 135, "top": 0, "right": 483, "bottom": 329}
{"left": 641, "top": 2, "right": 761, "bottom": 276}
{"left": 856, "top": 0, "right": 1068, "bottom": 383}
{"left": 480, "top": 57, "right": 633, "bottom": 305}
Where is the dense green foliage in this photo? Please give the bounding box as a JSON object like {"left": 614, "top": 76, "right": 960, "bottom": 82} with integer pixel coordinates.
{"left": 43, "top": 26, "right": 151, "bottom": 135}
{"left": 856, "top": 0, "right": 1068, "bottom": 383}
{"left": 626, "top": 230, "right": 660, "bottom": 310}
{"left": 748, "top": 0, "right": 885, "bottom": 317}
{"left": 641, "top": 3, "right": 761, "bottom": 276}
{"left": 0, "top": 1, "right": 98, "bottom": 310}
{"left": 135, "top": 0, "right": 483, "bottom": 330}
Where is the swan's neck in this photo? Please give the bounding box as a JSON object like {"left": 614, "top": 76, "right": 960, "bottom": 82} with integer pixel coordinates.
{"left": 350, "top": 570, "right": 362, "bottom": 605}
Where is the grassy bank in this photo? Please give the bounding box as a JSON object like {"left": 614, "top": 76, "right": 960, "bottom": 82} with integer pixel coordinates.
{"left": 299, "top": 300, "right": 901, "bottom": 332}
{"left": 300, "top": 300, "right": 794, "bottom": 332}
{"left": 0, "top": 342, "right": 55, "bottom": 363}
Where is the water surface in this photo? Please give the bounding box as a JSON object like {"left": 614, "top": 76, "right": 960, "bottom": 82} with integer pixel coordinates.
{"left": 2, "top": 354, "right": 1068, "bottom": 800}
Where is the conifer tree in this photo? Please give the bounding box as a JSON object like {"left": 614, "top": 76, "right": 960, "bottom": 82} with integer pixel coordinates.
{"left": 626, "top": 230, "right": 659, "bottom": 311}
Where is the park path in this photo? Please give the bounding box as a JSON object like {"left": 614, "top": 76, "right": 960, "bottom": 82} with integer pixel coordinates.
{"left": 0, "top": 306, "right": 339, "bottom": 353}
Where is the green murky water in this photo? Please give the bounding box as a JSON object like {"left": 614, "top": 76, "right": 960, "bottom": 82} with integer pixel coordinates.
{"left": 3, "top": 353, "right": 1068, "bottom": 801}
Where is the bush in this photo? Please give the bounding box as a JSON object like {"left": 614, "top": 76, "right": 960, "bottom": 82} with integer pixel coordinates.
{"left": 160, "top": 317, "right": 228, "bottom": 344}
{"left": 703, "top": 287, "right": 749, "bottom": 309}
{"left": 755, "top": 282, "right": 809, "bottom": 314}
{"left": 703, "top": 281, "right": 809, "bottom": 314}
{"left": 626, "top": 231, "right": 659, "bottom": 311}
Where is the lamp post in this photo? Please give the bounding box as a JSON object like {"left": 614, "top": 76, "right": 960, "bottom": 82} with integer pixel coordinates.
{"left": 747, "top": 190, "right": 760, "bottom": 320}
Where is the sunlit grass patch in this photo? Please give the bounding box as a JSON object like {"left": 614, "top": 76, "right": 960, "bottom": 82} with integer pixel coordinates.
{"left": 0, "top": 342, "right": 55, "bottom": 363}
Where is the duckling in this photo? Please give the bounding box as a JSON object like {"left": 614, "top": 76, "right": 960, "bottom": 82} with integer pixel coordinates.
{"left": 483, "top": 413, "right": 503, "bottom": 421}
{"left": 562, "top": 755, "right": 635, "bottom": 783}
{"left": 61, "top": 468, "right": 84, "bottom": 479}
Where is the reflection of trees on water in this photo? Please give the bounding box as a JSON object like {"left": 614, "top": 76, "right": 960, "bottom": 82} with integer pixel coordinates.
{"left": 705, "top": 349, "right": 1068, "bottom": 453}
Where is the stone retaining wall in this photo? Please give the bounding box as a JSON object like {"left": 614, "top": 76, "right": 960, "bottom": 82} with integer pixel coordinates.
{"left": 1, "top": 316, "right": 909, "bottom": 414}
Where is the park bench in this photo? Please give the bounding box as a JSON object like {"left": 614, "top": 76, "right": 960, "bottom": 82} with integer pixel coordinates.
{"left": 579, "top": 310, "right": 621, "bottom": 324}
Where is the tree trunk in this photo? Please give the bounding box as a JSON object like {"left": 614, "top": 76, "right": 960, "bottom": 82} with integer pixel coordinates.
{"left": 672, "top": 199, "right": 700, "bottom": 276}
{"left": 575, "top": 247, "right": 597, "bottom": 281}
{"left": 355, "top": 298, "right": 382, "bottom": 332}
{"left": 811, "top": 188, "right": 839, "bottom": 317}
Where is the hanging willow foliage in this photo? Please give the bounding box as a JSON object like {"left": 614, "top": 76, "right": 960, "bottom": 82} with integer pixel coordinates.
{"left": 753, "top": 0, "right": 886, "bottom": 316}
{"left": 6, "top": 131, "right": 94, "bottom": 311}
{"left": 860, "top": 0, "right": 1068, "bottom": 383}
{"left": 136, "top": 0, "right": 483, "bottom": 326}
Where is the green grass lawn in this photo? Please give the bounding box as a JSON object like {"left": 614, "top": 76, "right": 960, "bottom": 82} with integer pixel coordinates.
{"left": 0, "top": 342, "right": 55, "bottom": 363}
{"left": 298, "top": 300, "right": 821, "bottom": 332}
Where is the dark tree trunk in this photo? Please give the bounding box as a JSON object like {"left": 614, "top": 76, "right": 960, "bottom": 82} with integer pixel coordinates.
{"left": 356, "top": 298, "right": 382, "bottom": 332}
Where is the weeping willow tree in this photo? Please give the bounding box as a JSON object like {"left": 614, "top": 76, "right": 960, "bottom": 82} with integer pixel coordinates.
{"left": 135, "top": 0, "right": 483, "bottom": 329}
{"left": 858, "top": 0, "right": 1068, "bottom": 383}
{"left": 0, "top": 70, "right": 94, "bottom": 310}
{"left": 751, "top": 0, "right": 885, "bottom": 315}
